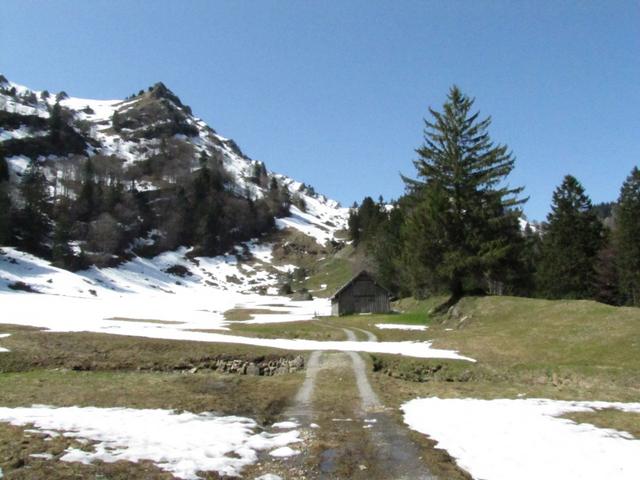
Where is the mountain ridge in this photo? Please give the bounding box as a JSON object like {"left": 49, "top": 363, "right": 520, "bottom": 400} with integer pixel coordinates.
{"left": 0, "top": 75, "right": 348, "bottom": 275}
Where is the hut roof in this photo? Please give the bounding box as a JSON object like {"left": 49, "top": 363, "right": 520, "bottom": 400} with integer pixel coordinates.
{"left": 330, "top": 270, "right": 391, "bottom": 300}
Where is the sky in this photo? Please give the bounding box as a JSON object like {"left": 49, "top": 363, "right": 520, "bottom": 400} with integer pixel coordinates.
{"left": 2, "top": 0, "right": 638, "bottom": 221}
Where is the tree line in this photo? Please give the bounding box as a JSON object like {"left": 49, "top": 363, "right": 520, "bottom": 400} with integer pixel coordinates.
{"left": 348, "top": 86, "right": 640, "bottom": 307}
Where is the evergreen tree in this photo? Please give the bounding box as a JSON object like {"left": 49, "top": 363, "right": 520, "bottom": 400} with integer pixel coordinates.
{"left": 536, "top": 175, "right": 604, "bottom": 299}
{"left": 0, "top": 155, "right": 10, "bottom": 243}
{"left": 347, "top": 197, "right": 387, "bottom": 247}
{"left": 372, "top": 204, "right": 407, "bottom": 296}
{"left": 402, "top": 86, "right": 525, "bottom": 300}
{"left": 49, "top": 102, "right": 63, "bottom": 145}
{"left": 76, "top": 158, "right": 97, "bottom": 222}
{"left": 516, "top": 223, "right": 541, "bottom": 296}
{"left": 593, "top": 244, "right": 622, "bottom": 305}
{"left": 18, "top": 160, "right": 50, "bottom": 254}
{"left": 613, "top": 167, "right": 640, "bottom": 305}
{"left": 51, "top": 198, "right": 75, "bottom": 269}
{"left": 199, "top": 198, "right": 222, "bottom": 255}
{"left": 347, "top": 202, "right": 361, "bottom": 245}
{"left": 251, "top": 162, "right": 268, "bottom": 186}
{"left": 0, "top": 182, "right": 11, "bottom": 244}
{"left": 0, "top": 156, "right": 9, "bottom": 182}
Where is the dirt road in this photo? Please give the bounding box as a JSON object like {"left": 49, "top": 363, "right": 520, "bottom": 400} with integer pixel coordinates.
{"left": 256, "top": 326, "right": 437, "bottom": 479}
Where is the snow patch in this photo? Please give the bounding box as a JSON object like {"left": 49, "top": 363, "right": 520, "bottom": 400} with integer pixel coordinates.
{"left": 0, "top": 405, "right": 302, "bottom": 480}
{"left": 0, "top": 333, "right": 9, "bottom": 353}
{"left": 403, "top": 397, "right": 640, "bottom": 480}
{"left": 29, "top": 453, "right": 54, "bottom": 460}
{"left": 268, "top": 446, "right": 300, "bottom": 458}
{"left": 272, "top": 421, "right": 299, "bottom": 429}
{"left": 375, "top": 323, "right": 428, "bottom": 331}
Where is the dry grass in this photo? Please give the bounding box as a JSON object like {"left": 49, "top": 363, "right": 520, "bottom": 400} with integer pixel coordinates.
{"left": 368, "top": 296, "right": 640, "bottom": 408}
{"left": 0, "top": 323, "right": 302, "bottom": 373}
{"left": 561, "top": 409, "right": 640, "bottom": 439}
{"left": 230, "top": 320, "right": 345, "bottom": 341}
{"left": 0, "top": 370, "right": 299, "bottom": 477}
{"left": 0, "top": 369, "right": 301, "bottom": 423}
{"left": 0, "top": 325, "right": 305, "bottom": 478}
{"left": 0, "top": 422, "right": 179, "bottom": 480}
{"left": 223, "top": 308, "right": 282, "bottom": 321}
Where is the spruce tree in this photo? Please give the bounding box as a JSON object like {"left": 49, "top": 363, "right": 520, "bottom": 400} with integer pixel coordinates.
{"left": 0, "top": 156, "right": 10, "bottom": 244}
{"left": 402, "top": 86, "right": 525, "bottom": 300}
{"left": 0, "top": 156, "right": 9, "bottom": 182}
{"left": 77, "top": 158, "right": 97, "bottom": 222}
{"left": 51, "top": 198, "right": 75, "bottom": 269}
{"left": 347, "top": 202, "right": 361, "bottom": 245}
{"left": 0, "top": 182, "right": 11, "bottom": 244}
{"left": 49, "top": 102, "right": 63, "bottom": 146}
{"left": 614, "top": 167, "right": 640, "bottom": 305}
{"left": 18, "top": 160, "right": 51, "bottom": 254}
{"left": 536, "top": 175, "right": 604, "bottom": 299}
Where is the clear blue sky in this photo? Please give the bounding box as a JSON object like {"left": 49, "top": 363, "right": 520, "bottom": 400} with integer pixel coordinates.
{"left": 2, "top": 1, "right": 638, "bottom": 221}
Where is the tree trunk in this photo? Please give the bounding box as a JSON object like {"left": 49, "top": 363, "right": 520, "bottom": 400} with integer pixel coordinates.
{"left": 430, "top": 277, "right": 464, "bottom": 315}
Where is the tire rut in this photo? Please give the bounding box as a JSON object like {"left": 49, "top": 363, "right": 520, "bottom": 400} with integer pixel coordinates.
{"left": 272, "top": 325, "right": 436, "bottom": 479}
{"left": 342, "top": 327, "right": 436, "bottom": 479}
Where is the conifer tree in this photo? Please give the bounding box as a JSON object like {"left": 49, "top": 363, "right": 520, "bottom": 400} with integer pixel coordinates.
{"left": 77, "top": 158, "right": 97, "bottom": 222}
{"left": 18, "top": 160, "right": 50, "bottom": 254}
{"left": 0, "top": 182, "right": 11, "bottom": 244}
{"left": 402, "top": 86, "right": 525, "bottom": 300}
{"left": 613, "top": 167, "right": 640, "bottom": 305}
{"left": 51, "top": 198, "right": 75, "bottom": 269}
{"left": 347, "top": 202, "right": 361, "bottom": 245}
{"left": 49, "top": 102, "right": 63, "bottom": 146}
{"left": 0, "top": 156, "right": 10, "bottom": 244}
{"left": 0, "top": 157, "right": 9, "bottom": 182}
{"left": 536, "top": 175, "right": 603, "bottom": 299}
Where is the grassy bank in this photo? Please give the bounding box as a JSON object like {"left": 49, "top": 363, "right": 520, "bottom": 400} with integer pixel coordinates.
{"left": 369, "top": 295, "right": 640, "bottom": 437}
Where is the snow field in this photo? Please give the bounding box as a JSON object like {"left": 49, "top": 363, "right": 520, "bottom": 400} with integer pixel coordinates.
{"left": 0, "top": 292, "right": 474, "bottom": 360}
{"left": 402, "top": 397, "right": 640, "bottom": 480}
{"left": 0, "top": 247, "right": 474, "bottom": 360}
{"left": 0, "top": 405, "right": 302, "bottom": 480}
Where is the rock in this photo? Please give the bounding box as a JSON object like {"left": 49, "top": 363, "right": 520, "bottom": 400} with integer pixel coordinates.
{"left": 291, "top": 356, "right": 304, "bottom": 369}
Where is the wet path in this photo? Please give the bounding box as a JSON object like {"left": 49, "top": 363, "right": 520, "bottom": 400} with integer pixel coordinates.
{"left": 277, "top": 325, "right": 436, "bottom": 479}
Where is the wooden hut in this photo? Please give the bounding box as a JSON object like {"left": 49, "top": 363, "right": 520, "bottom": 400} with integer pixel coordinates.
{"left": 330, "top": 271, "right": 391, "bottom": 316}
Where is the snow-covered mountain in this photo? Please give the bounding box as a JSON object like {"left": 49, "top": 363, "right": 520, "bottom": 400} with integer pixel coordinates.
{"left": 0, "top": 75, "right": 348, "bottom": 290}
{"left": 0, "top": 75, "right": 346, "bottom": 233}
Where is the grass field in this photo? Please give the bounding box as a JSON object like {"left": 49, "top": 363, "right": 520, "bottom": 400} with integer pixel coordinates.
{"left": 228, "top": 294, "right": 640, "bottom": 439}
{"left": 1, "top": 294, "right": 639, "bottom": 477}
{"left": 370, "top": 296, "right": 640, "bottom": 438}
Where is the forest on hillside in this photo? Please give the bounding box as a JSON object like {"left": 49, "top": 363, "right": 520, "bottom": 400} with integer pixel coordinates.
{"left": 0, "top": 80, "right": 299, "bottom": 269}
{"left": 348, "top": 87, "right": 640, "bottom": 308}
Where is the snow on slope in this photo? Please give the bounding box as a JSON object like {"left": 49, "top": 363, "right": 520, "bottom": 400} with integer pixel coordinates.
{"left": 0, "top": 248, "right": 473, "bottom": 360}
{"left": 0, "top": 77, "right": 348, "bottom": 245}
{"left": 403, "top": 397, "right": 640, "bottom": 480}
{"left": 0, "top": 405, "right": 301, "bottom": 479}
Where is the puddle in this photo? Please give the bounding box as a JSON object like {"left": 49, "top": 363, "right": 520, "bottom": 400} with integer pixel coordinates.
{"left": 319, "top": 448, "right": 338, "bottom": 473}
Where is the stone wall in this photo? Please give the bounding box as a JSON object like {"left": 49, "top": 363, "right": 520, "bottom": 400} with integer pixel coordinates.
{"left": 164, "top": 355, "right": 306, "bottom": 376}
